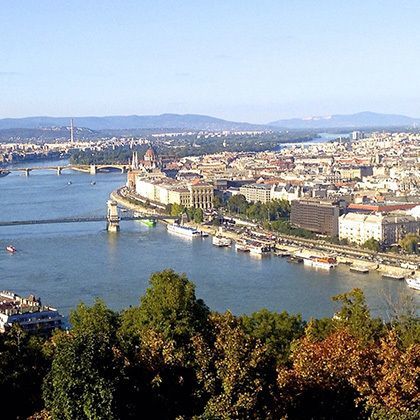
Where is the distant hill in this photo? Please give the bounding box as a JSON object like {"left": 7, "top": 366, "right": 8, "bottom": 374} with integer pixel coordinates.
{"left": 0, "top": 127, "right": 97, "bottom": 142}
{"left": 269, "top": 111, "right": 420, "bottom": 129}
{"left": 0, "top": 114, "right": 264, "bottom": 131}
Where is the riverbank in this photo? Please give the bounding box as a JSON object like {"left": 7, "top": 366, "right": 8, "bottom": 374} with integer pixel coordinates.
{"left": 112, "top": 187, "right": 419, "bottom": 281}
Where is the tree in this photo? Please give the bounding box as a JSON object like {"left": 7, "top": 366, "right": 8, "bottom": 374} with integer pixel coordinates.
{"left": 227, "top": 194, "right": 248, "bottom": 214}
{"left": 118, "top": 270, "right": 210, "bottom": 418}
{"left": 170, "top": 203, "right": 183, "bottom": 217}
{"left": 361, "top": 330, "right": 420, "bottom": 416}
{"left": 362, "top": 238, "right": 381, "bottom": 252}
{"left": 277, "top": 329, "right": 368, "bottom": 419}
{"left": 120, "top": 269, "right": 209, "bottom": 346}
{"left": 193, "top": 207, "right": 204, "bottom": 223}
{"left": 241, "top": 309, "right": 305, "bottom": 364}
{"left": 193, "top": 312, "right": 279, "bottom": 419}
{"left": 212, "top": 194, "right": 223, "bottom": 209}
{"left": 0, "top": 325, "right": 50, "bottom": 419}
{"left": 332, "top": 288, "right": 384, "bottom": 344}
{"left": 43, "top": 300, "right": 122, "bottom": 419}
{"left": 399, "top": 233, "right": 420, "bottom": 254}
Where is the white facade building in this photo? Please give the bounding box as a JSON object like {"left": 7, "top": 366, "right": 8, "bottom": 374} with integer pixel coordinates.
{"left": 339, "top": 213, "right": 419, "bottom": 246}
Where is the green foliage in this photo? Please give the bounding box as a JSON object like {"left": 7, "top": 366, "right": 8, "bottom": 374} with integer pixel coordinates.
{"left": 120, "top": 269, "right": 209, "bottom": 345}
{"left": 399, "top": 233, "right": 420, "bottom": 254}
{"left": 43, "top": 301, "right": 122, "bottom": 420}
{"left": 304, "top": 317, "right": 336, "bottom": 341}
{"left": 227, "top": 195, "right": 290, "bottom": 223}
{"left": 194, "top": 312, "right": 279, "bottom": 419}
{"left": 241, "top": 309, "right": 305, "bottom": 363}
{"left": 192, "top": 207, "right": 204, "bottom": 223}
{"left": 332, "top": 288, "right": 385, "bottom": 343}
{"left": 170, "top": 202, "right": 183, "bottom": 217}
{"left": 362, "top": 237, "right": 381, "bottom": 252}
{"left": 0, "top": 325, "right": 50, "bottom": 419}
{"left": 1, "top": 272, "right": 416, "bottom": 419}
{"left": 270, "top": 219, "right": 315, "bottom": 238}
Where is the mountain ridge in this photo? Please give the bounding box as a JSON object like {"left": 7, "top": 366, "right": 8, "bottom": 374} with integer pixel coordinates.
{"left": 0, "top": 113, "right": 264, "bottom": 131}
{"left": 269, "top": 111, "right": 420, "bottom": 129}
{"left": 0, "top": 111, "right": 419, "bottom": 131}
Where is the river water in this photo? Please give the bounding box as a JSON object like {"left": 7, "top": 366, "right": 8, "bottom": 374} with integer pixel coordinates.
{"left": 0, "top": 160, "right": 415, "bottom": 319}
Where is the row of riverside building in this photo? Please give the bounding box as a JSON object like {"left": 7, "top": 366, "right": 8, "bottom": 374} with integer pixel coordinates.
{"left": 290, "top": 199, "right": 419, "bottom": 246}
{"left": 126, "top": 147, "right": 419, "bottom": 248}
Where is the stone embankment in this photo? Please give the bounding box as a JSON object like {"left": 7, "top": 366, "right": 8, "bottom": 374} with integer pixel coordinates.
{"left": 112, "top": 187, "right": 418, "bottom": 279}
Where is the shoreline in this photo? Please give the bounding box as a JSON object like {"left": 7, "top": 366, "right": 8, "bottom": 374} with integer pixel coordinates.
{"left": 111, "top": 187, "right": 418, "bottom": 280}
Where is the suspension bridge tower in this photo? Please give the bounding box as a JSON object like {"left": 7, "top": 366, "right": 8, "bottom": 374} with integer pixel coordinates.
{"left": 107, "top": 200, "right": 120, "bottom": 232}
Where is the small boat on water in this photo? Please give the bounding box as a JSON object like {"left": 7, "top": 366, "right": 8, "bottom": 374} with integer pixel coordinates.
{"left": 303, "top": 255, "right": 337, "bottom": 270}
{"left": 350, "top": 266, "right": 369, "bottom": 274}
{"left": 288, "top": 256, "right": 303, "bottom": 264}
{"left": 91, "top": 181, "right": 96, "bottom": 186}
{"left": 406, "top": 277, "right": 420, "bottom": 291}
{"left": 0, "top": 170, "right": 10, "bottom": 178}
{"left": 275, "top": 251, "right": 291, "bottom": 258}
{"left": 213, "top": 235, "right": 232, "bottom": 247}
{"left": 382, "top": 273, "right": 405, "bottom": 281}
{"left": 140, "top": 218, "right": 157, "bottom": 227}
{"left": 6, "top": 245, "right": 16, "bottom": 253}
{"left": 67, "top": 181, "right": 72, "bottom": 185}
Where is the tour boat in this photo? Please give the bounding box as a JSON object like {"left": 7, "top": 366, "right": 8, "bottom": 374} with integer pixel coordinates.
{"left": 167, "top": 222, "right": 201, "bottom": 238}
{"left": 249, "top": 243, "right": 271, "bottom": 256}
{"left": 6, "top": 245, "right": 16, "bottom": 253}
{"left": 140, "top": 218, "right": 157, "bottom": 227}
{"left": 235, "top": 240, "right": 250, "bottom": 252}
{"left": 405, "top": 277, "right": 420, "bottom": 291}
{"left": 303, "top": 255, "right": 337, "bottom": 269}
{"left": 212, "top": 235, "right": 232, "bottom": 247}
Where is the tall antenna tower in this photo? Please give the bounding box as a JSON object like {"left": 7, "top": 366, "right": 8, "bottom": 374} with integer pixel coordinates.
{"left": 70, "top": 119, "right": 74, "bottom": 143}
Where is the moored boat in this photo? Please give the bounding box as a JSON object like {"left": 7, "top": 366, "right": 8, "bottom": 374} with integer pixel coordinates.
{"left": 405, "top": 277, "right": 420, "bottom": 291}
{"left": 275, "top": 251, "right": 291, "bottom": 258}
{"left": 287, "top": 256, "right": 303, "bottom": 264}
{"left": 212, "top": 235, "right": 232, "bottom": 247}
{"left": 236, "top": 240, "right": 250, "bottom": 252}
{"left": 303, "top": 255, "right": 337, "bottom": 269}
{"left": 249, "top": 243, "right": 271, "bottom": 255}
{"left": 350, "top": 266, "right": 369, "bottom": 274}
{"left": 167, "top": 222, "right": 201, "bottom": 238}
{"left": 140, "top": 218, "right": 157, "bottom": 227}
{"left": 382, "top": 273, "right": 405, "bottom": 281}
{"left": 0, "top": 170, "right": 10, "bottom": 178}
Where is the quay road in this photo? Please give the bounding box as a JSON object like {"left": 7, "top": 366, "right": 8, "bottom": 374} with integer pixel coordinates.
{"left": 241, "top": 226, "right": 420, "bottom": 267}
{"left": 0, "top": 214, "right": 177, "bottom": 227}
{"left": 113, "top": 186, "right": 419, "bottom": 268}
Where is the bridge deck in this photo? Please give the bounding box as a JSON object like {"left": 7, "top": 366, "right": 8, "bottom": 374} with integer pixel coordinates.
{"left": 0, "top": 215, "right": 177, "bottom": 227}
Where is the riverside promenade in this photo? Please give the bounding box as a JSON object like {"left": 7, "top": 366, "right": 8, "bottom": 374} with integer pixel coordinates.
{"left": 111, "top": 187, "right": 418, "bottom": 279}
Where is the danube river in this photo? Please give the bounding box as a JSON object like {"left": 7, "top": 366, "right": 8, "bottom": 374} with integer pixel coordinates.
{"left": 0, "top": 160, "right": 415, "bottom": 319}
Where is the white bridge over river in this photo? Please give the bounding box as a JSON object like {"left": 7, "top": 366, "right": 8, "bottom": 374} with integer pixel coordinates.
{"left": 7, "top": 164, "right": 130, "bottom": 176}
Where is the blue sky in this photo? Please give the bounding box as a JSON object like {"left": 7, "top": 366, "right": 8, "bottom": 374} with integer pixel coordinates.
{"left": 1, "top": 0, "right": 420, "bottom": 122}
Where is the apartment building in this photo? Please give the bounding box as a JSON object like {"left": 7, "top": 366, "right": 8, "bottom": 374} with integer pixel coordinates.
{"left": 290, "top": 199, "right": 341, "bottom": 236}
{"left": 339, "top": 213, "right": 419, "bottom": 245}
{"left": 135, "top": 176, "right": 214, "bottom": 210}
{"left": 239, "top": 184, "right": 272, "bottom": 203}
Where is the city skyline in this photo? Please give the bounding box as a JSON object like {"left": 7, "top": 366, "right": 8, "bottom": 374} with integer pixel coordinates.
{"left": 2, "top": 1, "right": 420, "bottom": 122}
